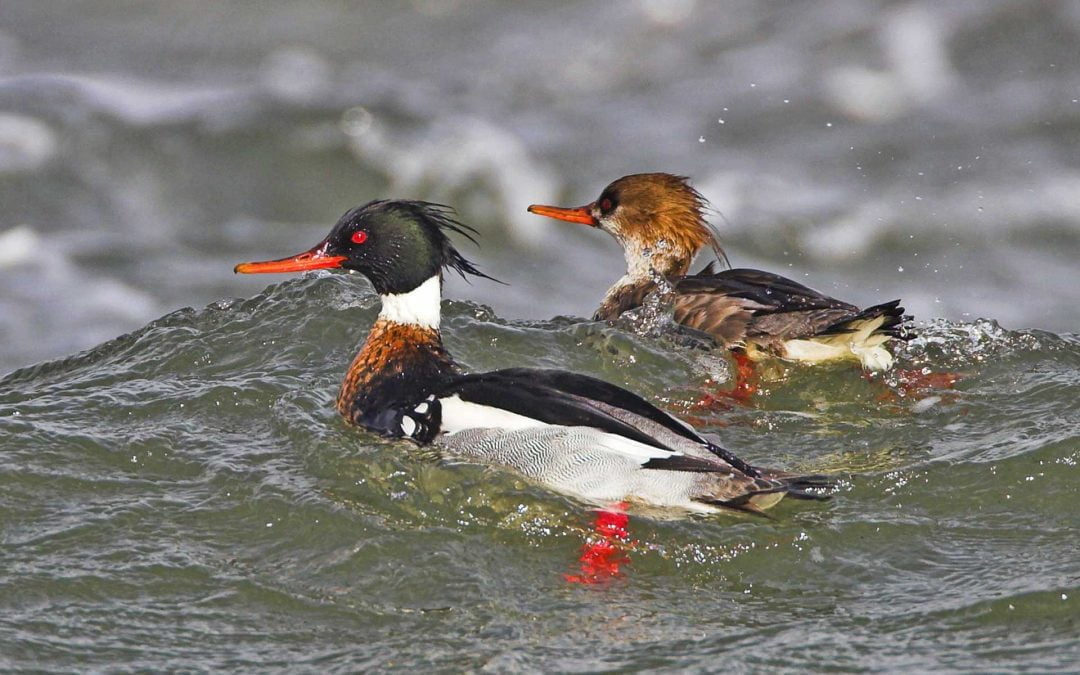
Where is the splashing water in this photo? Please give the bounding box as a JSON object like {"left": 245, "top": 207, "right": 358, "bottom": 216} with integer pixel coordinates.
{"left": 617, "top": 240, "right": 681, "bottom": 338}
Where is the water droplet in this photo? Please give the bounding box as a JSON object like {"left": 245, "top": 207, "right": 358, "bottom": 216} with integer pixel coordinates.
{"left": 897, "top": 266, "right": 904, "bottom": 272}
{"left": 698, "top": 136, "right": 705, "bottom": 143}
{"left": 341, "top": 106, "right": 374, "bottom": 137}
{"left": 717, "top": 118, "right": 725, "bottom": 124}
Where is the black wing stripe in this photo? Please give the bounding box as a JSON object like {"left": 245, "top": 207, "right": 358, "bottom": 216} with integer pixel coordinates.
{"left": 703, "top": 441, "right": 761, "bottom": 477}
{"left": 641, "top": 455, "right": 733, "bottom": 473}
{"left": 438, "top": 372, "right": 680, "bottom": 453}
{"left": 484, "top": 368, "right": 708, "bottom": 446}
{"left": 437, "top": 369, "right": 761, "bottom": 471}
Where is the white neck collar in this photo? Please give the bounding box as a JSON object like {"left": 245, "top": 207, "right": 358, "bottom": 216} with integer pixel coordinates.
{"left": 377, "top": 274, "right": 442, "bottom": 330}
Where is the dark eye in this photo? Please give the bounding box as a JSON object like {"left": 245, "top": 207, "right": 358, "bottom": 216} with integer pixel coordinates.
{"left": 598, "top": 197, "right": 615, "bottom": 213}
{"left": 351, "top": 230, "right": 368, "bottom": 244}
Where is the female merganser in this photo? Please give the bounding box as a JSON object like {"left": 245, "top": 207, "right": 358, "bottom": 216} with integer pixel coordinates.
{"left": 235, "top": 200, "right": 831, "bottom": 514}
{"left": 528, "top": 173, "right": 910, "bottom": 373}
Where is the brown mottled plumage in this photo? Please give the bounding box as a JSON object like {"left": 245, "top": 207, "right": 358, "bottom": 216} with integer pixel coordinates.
{"left": 528, "top": 173, "right": 909, "bottom": 370}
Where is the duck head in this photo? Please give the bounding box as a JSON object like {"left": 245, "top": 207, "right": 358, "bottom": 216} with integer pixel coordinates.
{"left": 234, "top": 199, "right": 494, "bottom": 296}
{"left": 528, "top": 173, "right": 727, "bottom": 278}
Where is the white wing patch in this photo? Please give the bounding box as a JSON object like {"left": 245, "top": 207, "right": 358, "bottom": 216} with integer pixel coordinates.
{"left": 437, "top": 394, "right": 676, "bottom": 465}
{"left": 438, "top": 395, "right": 548, "bottom": 434}
{"left": 592, "top": 432, "right": 679, "bottom": 463}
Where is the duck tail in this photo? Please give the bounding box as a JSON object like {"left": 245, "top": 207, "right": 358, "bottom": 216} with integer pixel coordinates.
{"left": 773, "top": 473, "right": 836, "bottom": 500}
{"left": 697, "top": 472, "right": 835, "bottom": 516}
{"left": 799, "top": 299, "right": 913, "bottom": 371}
{"left": 821, "top": 299, "right": 912, "bottom": 340}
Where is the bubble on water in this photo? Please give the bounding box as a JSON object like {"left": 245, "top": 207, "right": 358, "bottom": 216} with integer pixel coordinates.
{"left": 341, "top": 106, "right": 374, "bottom": 137}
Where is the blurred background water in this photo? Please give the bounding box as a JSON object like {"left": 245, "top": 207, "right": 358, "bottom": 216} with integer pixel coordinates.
{"left": 1, "top": 1, "right": 1078, "bottom": 671}
{"left": 1, "top": 0, "right": 1078, "bottom": 371}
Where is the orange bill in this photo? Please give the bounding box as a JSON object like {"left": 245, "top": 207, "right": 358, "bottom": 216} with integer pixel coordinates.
{"left": 234, "top": 245, "right": 346, "bottom": 274}
{"left": 527, "top": 203, "right": 598, "bottom": 227}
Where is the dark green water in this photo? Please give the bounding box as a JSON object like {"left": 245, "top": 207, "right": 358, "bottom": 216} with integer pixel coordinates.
{"left": 2, "top": 273, "right": 1077, "bottom": 670}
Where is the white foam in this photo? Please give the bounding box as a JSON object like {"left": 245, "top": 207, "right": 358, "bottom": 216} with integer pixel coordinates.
{"left": 0, "top": 225, "right": 41, "bottom": 267}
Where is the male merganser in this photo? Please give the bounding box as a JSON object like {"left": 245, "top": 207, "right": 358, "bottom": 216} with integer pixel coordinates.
{"left": 528, "top": 173, "right": 910, "bottom": 374}
{"left": 235, "top": 200, "right": 832, "bottom": 514}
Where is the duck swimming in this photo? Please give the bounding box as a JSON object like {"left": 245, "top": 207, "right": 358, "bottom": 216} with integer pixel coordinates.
{"left": 235, "top": 199, "right": 831, "bottom": 514}
{"left": 528, "top": 173, "right": 910, "bottom": 374}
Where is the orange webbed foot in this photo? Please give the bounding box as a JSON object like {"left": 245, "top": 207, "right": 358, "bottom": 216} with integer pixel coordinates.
{"left": 690, "top": 352, "right": 758, "bottom": 410}
{"left": 564, "top": 501, "right": 631, "bottom": 585}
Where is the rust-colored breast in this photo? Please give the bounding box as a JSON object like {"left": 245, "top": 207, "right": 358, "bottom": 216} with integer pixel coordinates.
{"left": 336, "top": 320, "right": 453, "bottom": 424}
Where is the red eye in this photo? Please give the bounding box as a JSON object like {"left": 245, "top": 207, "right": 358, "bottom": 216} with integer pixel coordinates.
{"left": 351, "top": 230, "right": 368, "bottom": 244}
{"left": 599, "top": 198, "right": 614, "bottom": 212}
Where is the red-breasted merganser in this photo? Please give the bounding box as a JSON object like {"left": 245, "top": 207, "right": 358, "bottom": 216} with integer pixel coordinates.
{"left": 528, "top": 173, "right": 910, "bottom": 373}
{"left": 235, "top": 200, "right": 832, "bottom": 514}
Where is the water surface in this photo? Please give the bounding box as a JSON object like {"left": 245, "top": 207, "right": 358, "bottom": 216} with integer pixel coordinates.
{"left": 2, "top": 274, "right": 1078, "bottom": 670}
{"left": 1, "top": 1, "right": 1079, "bottom": 670}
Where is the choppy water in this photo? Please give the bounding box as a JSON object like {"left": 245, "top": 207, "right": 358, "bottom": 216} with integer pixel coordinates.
{"left": 2, "top": 274, "right": 1078, "bottom": 670}
{"left": 2, "top": 0, "right": 1080, "bottom": 671}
